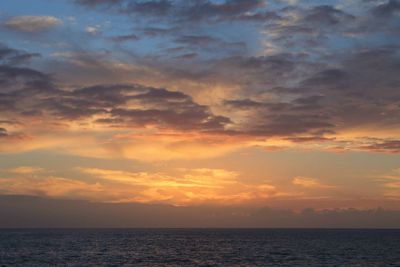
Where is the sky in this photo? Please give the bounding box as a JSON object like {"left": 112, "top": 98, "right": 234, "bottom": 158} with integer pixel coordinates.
{"left": 0, "top": 0, "right": 399, "bottom": 218}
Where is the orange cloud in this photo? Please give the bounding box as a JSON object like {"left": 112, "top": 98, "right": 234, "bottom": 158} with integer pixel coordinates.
{"left": 0, "top": 166, "right": 285, "bottom": 206}
{"left": 378, "top": 168, "right": 400, "bottom": 200}
{"left": 7, "top": 166, "right": 44, "bottom": 175}
{"left": 292, "top": 176, "right": 335, "bottom": 189}
{"left": 0, "top": 176, "right": 104, "bottom": 199}
{"left": 80, "top": 167, "right": 294, "bottom": 205}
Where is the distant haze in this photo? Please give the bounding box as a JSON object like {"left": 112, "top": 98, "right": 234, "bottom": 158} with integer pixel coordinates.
{"left": 0, "top": 196, "right": 399, "bottom": 228}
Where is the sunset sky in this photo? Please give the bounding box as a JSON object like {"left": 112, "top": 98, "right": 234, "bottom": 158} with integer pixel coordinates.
{"left": 0, "top": 0, "right": 399, "bottom": 211}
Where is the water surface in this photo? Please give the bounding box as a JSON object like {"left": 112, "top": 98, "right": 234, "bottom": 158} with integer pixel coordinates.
{"left": 0, "top": 229, "right": 399, "bottom": 266}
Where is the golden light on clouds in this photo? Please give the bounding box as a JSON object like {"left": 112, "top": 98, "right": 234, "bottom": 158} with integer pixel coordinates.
{"left": 0, "top": 166, "right": 287, "bottom": 206}
{"left": 0, "top": 0, "right": 399, "bottom": 214}
{"left": 80, "top": 167, "right": 281, "bottom": 205}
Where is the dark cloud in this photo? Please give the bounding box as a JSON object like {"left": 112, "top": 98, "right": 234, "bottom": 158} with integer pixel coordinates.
{"left": 304, "top": 5, "right": 355, "bottom": 25}
{"left": 110, "top": 34, "right": 139, "bottom": 42}
{"left": 126, "top": 0, "right": 173, "bottom": 16}
{"left": 108, "top": 106, "right": 231, "bottom": 131}
{"left": 219, "top": 45, "right": 400, "bottom": 140}
{"left": 302, "top": 69, "right": 350, "bottom": 91}
{"left": 0, "top": 65, "right": 47, "bottom": 82}
{"left": 176, "top": 35, "right": 219, "bottom": 46}
{"left": 0, "top": 45, "right": 40, "bottom": 65}
{"left": 177, "top": 0, "right": 266, "bottom": 22}
{"left": 215, "top": 53, "right": 309, "bottom": 89}
{"left": 74, "top": 0, "right": 123, "bottom": 7}
{"left": 0, "top": 65, "right": 53, "bottom": 98}
{"left": 72, "top": 0, "right": 398, "bottom": 56}
{"left": 234, "top": 10, "right": 280, "bottom": 21}
{"left": 0, "top": 44, "right": 47, "bottom": 85}
{"left": 74, "top": 85, "right": 231, "bottom": 131}
{"left": 285, "top": 136, "right": 335, "bottom": 143}
{"left": 174, "top": 53, "right": 198, "bottom": 60}
{"left": 74, "top": 0, "right": 274, "bottom": 23}
{"left": 0, "top": 127, "right": 27, "bottom": 140}
{"left": 0, "top": 5, "right": 398, "bottom": 149}
{"left": 300, "top": 47, "right": 400, "bottom": 128}
{"left": 141, "top": 27, "right": 177, "bottom": 37}
{"left": 0, "top": 62, "right": 231, "bottom": 131}
{"left": 372, "top": 0, "right": 400, "bottom": 17}
{"left": 174, "top": 35, "right": 246, "bottom": 54}
{"left": 248, "top": 114, "right": 334, "bottom": 137}
{"left": 28, "top": 43, "right": 397, "bottom": 142}
{"left": 225, "top": 97, "right": 332, "bottom": 138}
{"left": 225, "top": 99, "right": 265, "bottom": 109}
{"left": 0, "top": 128, "right": 8, "bottom": 137}
{"left": 261, "top": 5, "right": 358, "bottom": 52}
{"left": 359, "top": 139, "right": 400, "bottom": 154}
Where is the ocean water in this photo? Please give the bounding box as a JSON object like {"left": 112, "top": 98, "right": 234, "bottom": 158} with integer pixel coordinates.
{"left": 0, "top": 229, "right": 399, "bottom": 266}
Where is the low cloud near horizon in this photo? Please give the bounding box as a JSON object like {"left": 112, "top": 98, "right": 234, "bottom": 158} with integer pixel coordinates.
{"left": 1, "top": 195, "right": 399, "bottom": 228}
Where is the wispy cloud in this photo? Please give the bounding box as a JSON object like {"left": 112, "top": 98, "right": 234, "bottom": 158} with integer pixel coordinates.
{"left": 7, "top": 166, "right": 44, "bottom": 175}
{"left": 4, "top": 16, "right": 62, "bottom": 32}
{"left": 293, "top": 177, "right": 336, "bottom": 189}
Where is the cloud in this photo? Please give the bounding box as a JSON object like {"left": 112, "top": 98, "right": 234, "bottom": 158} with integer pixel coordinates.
{"left": 1, "top": 0, "right": 400, "bottom": 164}
{"left": 0, "top": 128, "right": 8, "bottom": 138}
{"left": 372, "top": 0, "right": 400, "bottom": 17}
{"left": 1, "top": 195, "right": 400, "bottom": 228}
{"left": 0, "top": 0, "right": 399, "bottom": 214}
{"left": 7, "top": 166, "right": 44, "bottom": 175}
{"left": 71, "top": 0, "right": 399, "bottom": 52}
{"left": 292, "top": 177, "right": 335, "bottom": 189}
{"left": 74, "top": 0, "right": 275, "bottom": 23}
{"left": 0, "top": 166, "right": 281, "bottom": 205}
{"left": 0, "top": 125, "right": 28, "bottom": 142}
{"left": 80, "top": 167, "right": 239, "bottom": 189}
{"left": 303, "top": 5, "right": 355, "bottom": 26}
{"left": 0, "top": 176, "right": 105, "bottom": 200}
{"left": 174, "top": 0, "right": 267, "bottom": 22}
{"left": 4, "top": 16, "right": 62, "bottom": 32}
{"left": 75, "top": 0, "right": 123, "bottom": 6}
{"left": 1, "top": 44, "right": 399, "bottom": 158}
{"left": 0, "top": 51, "right": 231, "bottom": 133}
{"left": 174, "top": 35, "right": 246, "bottom": 53}
{"left": 0, "top": 44, "right": 40, "bottom": 65}
{"left": 126, "top": 0, "right": 173, "bottom": 16}
{"left": 220, "top": 45, "right": 400, "bottom": 141}
{"left": 358, "top": 139, "right": 400, "bottom": 154}
{"left": 110, "top": 34, "right": 139, "bottom": 42}
{"left": 85, "top": 26, "right": 101, "bottom": 35}
{"left": 375, "top": 167, "right": 400, "bottom": 200}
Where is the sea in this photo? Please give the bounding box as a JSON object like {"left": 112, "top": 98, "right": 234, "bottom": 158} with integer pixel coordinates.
{"left": 0, "top": 229, "right": 399, "bottom": 266}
